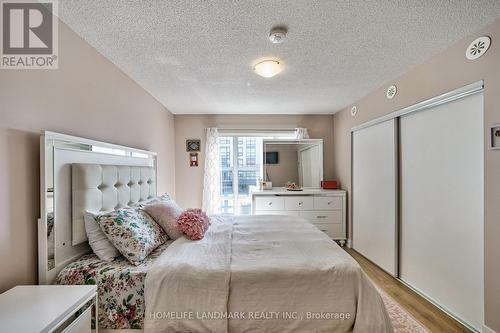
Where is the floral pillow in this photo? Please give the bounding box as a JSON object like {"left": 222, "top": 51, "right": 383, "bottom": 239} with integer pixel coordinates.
{"left": 95, "top": 207, "right": 168, "bottom": 265}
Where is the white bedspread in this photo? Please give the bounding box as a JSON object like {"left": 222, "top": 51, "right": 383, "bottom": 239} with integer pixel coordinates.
{"left": 145, "top": 215, "right": 393, "bottom": 333}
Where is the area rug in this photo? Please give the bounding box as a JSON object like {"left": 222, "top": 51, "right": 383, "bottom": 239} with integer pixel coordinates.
{"left": 377, "top": 287, "right": 431, "bottom": 333}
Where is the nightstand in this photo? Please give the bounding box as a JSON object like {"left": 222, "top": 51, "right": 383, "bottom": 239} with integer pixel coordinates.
{"left": 0, "top": 285, "right": 97, "bottom": 333}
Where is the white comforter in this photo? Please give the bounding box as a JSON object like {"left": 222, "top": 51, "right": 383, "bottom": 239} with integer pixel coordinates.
{"left": 145, "top": 215, "right": 393, "bottom": 333}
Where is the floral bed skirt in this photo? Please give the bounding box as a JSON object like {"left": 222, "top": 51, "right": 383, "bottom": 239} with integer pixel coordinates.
{"left": 56, "top": 241, "right": 172, "bottom": 329}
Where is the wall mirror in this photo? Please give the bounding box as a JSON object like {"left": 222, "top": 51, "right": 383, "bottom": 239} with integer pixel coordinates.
{"left": 263, "top": 139, "right": 323, "bottom": 188}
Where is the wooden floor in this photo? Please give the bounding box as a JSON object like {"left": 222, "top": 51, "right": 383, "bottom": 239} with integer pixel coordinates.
{"left": 344, "top": 248, "right": 472, "bottom": 333}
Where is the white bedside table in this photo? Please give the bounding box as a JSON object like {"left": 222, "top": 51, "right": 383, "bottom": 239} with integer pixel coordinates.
{"left": 0, "top": 285, "right": 97, "bottom": 333}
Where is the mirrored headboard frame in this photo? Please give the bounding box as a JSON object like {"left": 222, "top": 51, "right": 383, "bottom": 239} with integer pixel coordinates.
{"left": 38, "top": 131, "right": 157, "bottom": 284}
{"left": 263, "top": 139, "right": 324, "bottom": 188}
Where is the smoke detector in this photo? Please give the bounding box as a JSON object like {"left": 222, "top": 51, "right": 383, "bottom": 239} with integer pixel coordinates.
{"left": 269, "top": 27, "right": 287, "bottom": 44}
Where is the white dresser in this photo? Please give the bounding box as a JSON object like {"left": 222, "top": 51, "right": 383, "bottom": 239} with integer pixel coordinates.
{"left": 0, "top": 285, "right": 97, "bottom": 333}
{"left": 251, "top": 188, "right": 347, "bottom": 244}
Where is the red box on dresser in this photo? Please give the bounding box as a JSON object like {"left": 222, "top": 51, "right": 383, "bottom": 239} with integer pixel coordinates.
{"left": 321, "top": 180, "right": 339, "bottom": 189}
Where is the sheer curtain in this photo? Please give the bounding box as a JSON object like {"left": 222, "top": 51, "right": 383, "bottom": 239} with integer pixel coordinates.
{"left": 294, "top": 128, "right": 310, "bottom": 139}
{"left": 202, "top": 127, "right": 221, "bottom": 214}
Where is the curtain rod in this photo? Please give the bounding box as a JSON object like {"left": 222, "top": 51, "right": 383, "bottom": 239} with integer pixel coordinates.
{"left": 216, "top": 127, "right": 298, "bottom": 132}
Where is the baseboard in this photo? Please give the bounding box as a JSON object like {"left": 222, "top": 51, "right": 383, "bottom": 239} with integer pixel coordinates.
{"left": 99, "top": 329, "right": 142, "bottom": 332}
{"left": 483, "top": 324, "right": 497, "bottom": 333}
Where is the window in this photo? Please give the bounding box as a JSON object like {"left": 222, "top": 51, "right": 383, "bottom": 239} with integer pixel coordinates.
{"left": 218, "top": 136, "right": 263, "bottom": 215}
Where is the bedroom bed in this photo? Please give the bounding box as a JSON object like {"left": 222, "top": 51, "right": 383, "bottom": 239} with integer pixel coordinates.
{"left": 56, "top": 214, "right": 392, "bottom": 333}
{"left": 39, "top": 132, "right": 393, "bottom": 333}
{"left": 145, "top": 214, "right": 392, "bottom": 333}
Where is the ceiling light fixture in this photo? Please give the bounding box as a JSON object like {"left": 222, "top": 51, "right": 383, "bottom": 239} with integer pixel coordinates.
{"left": 253, "top": 60, "right": 284, "bottom": 78}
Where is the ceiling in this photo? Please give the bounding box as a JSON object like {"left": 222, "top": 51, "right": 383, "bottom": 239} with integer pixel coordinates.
{"left": 58, "top": 1, "right": 500, "bottom": 115}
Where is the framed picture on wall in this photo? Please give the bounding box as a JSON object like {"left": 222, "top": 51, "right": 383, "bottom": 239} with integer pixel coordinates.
{"left": 490, "top": 124, "right": 500, "bottom": 150}
{"left": 186, "top": 139, "right": 201, "bottom": 152}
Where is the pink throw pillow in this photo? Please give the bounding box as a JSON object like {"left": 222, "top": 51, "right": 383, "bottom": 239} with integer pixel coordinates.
{"left": 142, "top": 200, "right": 184, "bottom": 240}
{"left": 176, "top": 209, "right": 210, "bottom": 240}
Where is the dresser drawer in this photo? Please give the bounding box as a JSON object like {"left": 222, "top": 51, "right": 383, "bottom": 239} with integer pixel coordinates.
{"left": 300, "top": 210, "right": 343, "bottom": 224}
{"left": 314, "top": 196, "right": 343, "bottom": 210}
{"left": 254, "top": 196, "right": 285, "bottom": 211}
{"left": 61, "top": 306, "right": 91, "bottom": 333}
{"left": 254, "top": 210, "right": 300, "bottom": 216}
{"left": 313, "top": 223, "right": 344, "bottom": 238}
{"left": 284, "top": 196, "right": 313, "bottom": 210}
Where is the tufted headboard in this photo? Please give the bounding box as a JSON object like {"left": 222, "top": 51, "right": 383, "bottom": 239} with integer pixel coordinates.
{"left": 72, "top": 164, "right": 157, "bottom": 245}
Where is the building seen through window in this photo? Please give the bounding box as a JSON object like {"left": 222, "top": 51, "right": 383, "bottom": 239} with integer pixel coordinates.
{"left": 219, "top": 136, "right": 262, "bottom": 214}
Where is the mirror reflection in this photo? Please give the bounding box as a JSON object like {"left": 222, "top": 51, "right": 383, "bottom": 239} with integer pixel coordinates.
{"left": 263, "top": 140, "right": 323, "bottom": 189}
{"left": 45, "top": 139, "right": 93, "bottom": 270}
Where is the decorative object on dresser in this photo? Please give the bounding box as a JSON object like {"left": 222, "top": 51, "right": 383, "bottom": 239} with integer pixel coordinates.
{"left": 251, "top": 188, "right": 347, "bottom": 245}
{"left": 285, "top": 181, "right": 302, "bottom": 191}
{"left": 261, "top": 180, "right": 273, "bottom": 190}
{"left": 0, "top": 285, "right": 97, "bottom": 333}
{"left": 321, "top": 180, "right": 339, "bottom": 189}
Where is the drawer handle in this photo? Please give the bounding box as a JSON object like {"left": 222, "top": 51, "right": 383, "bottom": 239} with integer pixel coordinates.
{"left": 317, "top": 215, "right": 327, "bottom": 219}
{"left": 327, "top": 202, "right": 332, "bottom": 205}
{"left": 268, "top": 202, "right": 273, "bottom": 205}
{"left": 298, "top": 202, "right": 303, "bottom": 205}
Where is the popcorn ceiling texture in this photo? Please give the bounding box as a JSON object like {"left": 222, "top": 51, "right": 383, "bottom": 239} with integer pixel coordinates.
{"left": 58, "top": 1, "right": 500, "bottom": 114}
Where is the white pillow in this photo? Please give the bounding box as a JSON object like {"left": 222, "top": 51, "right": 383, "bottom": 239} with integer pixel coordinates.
{"left": 84, "top": 211, "right": 120, "bottom": 262}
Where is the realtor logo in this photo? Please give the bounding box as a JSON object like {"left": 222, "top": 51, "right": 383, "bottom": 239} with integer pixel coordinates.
{"left": 1, "top": 0, "right": 58, "bottom": 69}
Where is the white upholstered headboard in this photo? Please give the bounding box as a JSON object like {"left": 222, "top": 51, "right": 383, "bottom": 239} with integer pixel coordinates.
{"left": 71, "top": 164, "right": 157, "bottom": 245}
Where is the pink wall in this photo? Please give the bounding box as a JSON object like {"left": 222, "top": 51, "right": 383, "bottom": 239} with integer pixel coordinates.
{"left": 333, "top": 18, "right": 500, "bottom": 331}
{"left": 174, "top": 114, "right": 335, "bottom": 209}
{"left": 0, "top": 22, "right": 176, "bottom": 292}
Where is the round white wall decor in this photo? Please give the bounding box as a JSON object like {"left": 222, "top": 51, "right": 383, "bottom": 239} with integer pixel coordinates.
{"left": 351, "top": 106, "right": 357, "bottom": 116}
{"left": 466, "top": 36, "right": 491, "bottom": 60}
{"left": 386, "top": 85, "right": 397, "bottom": 99}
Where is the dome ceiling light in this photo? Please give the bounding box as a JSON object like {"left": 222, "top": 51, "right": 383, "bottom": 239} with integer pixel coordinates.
{"left": 253, "top": 60, "right": 284, "bottom": 78}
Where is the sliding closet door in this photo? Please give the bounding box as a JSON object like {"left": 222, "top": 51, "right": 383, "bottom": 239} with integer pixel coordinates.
{"left": 352, "top": 119, "right": 397, "bottom": 275}
{"left": 400, "top": 92, "right": 484, "bottom": 330}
